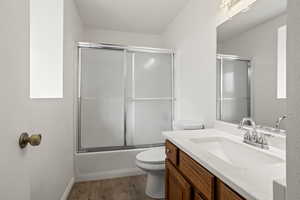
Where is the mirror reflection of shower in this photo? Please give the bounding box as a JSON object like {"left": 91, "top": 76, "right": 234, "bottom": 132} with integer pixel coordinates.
{"left": 216, "top": 54, "right": 251, "bottom": 124}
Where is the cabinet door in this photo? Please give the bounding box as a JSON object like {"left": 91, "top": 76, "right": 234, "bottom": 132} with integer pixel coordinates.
{"left": 194, "top": 192, "right": 205, "bottom": 200}
{"left": 166, "top": 140, "right": 178, "bottom": 166}
{"left": 179, "top": 151, "right": 215, "bottom": 200}
{"left": 216, "top": 179, "right": 245, "bottom": 200}
{"left": 166, "top": 160, "right": 192, "bottom": 200}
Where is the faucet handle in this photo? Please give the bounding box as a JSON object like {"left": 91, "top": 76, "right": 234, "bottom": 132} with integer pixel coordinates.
{"left": 258, "top": 134, "right": 268, "bottom": 145}
{"left": 243, "top": 130, "right": 252, "bottom": 141}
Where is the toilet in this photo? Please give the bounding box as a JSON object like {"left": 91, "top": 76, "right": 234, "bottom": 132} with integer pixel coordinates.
{"left": 136, "top": 147, "right": 166, "bottom": 199}
{"left": 136, "top": 121, "right": 204, "bottom": 199}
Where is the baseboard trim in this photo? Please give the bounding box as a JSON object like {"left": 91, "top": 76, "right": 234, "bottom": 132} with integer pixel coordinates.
{"left": 60, "top": 177, "right": 75, "bottom": 200}
{"left": 75, "top": 168, "right": 145, "bottom": 182}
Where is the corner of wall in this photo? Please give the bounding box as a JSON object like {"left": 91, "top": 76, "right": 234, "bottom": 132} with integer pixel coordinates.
{"left": 60, "top": 177, "right": 75, "bottom": 200}
{"left": 161, "top": 0, "right": 217, "bottom": 127}
{"left": 286, "top": 0, "right": 300, "bottom": 199}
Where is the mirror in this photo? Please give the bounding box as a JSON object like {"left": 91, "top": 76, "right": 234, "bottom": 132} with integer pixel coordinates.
{"left": 217, "top": 0, "right": 287, "bottom": 131}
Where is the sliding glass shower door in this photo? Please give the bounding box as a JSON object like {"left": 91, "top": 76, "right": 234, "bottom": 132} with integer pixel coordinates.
{"left": 126, "top": 51, "right": 173, "bottom": 146}
{"left": 78, "top": 43, "right": 174, "bottom": 152}
{"left": 80, "top": 48, "right": 125, "bottom": 149}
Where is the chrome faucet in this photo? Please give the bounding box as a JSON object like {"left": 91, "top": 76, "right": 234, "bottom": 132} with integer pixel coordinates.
{"left": 238, "top": 117, "right": 257, "bottom": 130}
{"left": 238, "top": 118, "right": 269, "bottom": 149}
{"left": 275, "top": 115, "right": 287, "bottom": 130}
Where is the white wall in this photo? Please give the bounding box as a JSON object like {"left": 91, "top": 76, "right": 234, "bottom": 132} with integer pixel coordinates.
{"left": 162, "top": 0, "right": 217, "bottom": 127}
{"left": 27, "top": 0, "right": 82, "bottom": 200}
{"left": 218, "top": 14, "right": 287, "bottom": 128}
{"left": 82, "top": 28, "right": 164, "bottom": 48}
{"left": 286, "top": 0, "right": 300, "bottom": 199}
{"left": 64, "top": 0, "right": 83, "bottom": 184}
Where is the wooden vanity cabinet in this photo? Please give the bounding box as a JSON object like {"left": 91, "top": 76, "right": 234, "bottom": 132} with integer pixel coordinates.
{"left": 194, "top": 192, "right": 205, "bottom": 200}
{"left": 165, "top": 140, "right": 245, "bottom": 200}
{"left": 179, "top": 151, "right": 215, "bottom": 200}
{"left": 166, "top": 140, "right": 179, "bottom": 166}
{"left": 166, "top": 160, "right": 192, "bottom": 200}
{"left": 216, "top": 179, "right": 244, "bottom": 200}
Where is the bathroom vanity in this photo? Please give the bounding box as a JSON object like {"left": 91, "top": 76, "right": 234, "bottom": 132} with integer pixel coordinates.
{"left": 163, "top": 128, "right": 286, "bottom": 200}
{"left": 165, "top": 140, "right": 244, "bottom": 200}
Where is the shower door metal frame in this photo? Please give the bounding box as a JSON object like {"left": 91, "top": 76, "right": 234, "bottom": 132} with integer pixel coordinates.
{"left": 77, "top": 42, "right": 175, "bottom": 153}
{"left": 216, "top": 54, "right": 252, "bottom": 122}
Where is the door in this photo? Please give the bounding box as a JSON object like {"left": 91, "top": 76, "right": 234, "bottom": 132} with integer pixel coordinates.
{"left": 166, "top": 160, "right": 191, "bottom": 200}
{"left": 0, "top": 0, "right": 30, "bottom": 199}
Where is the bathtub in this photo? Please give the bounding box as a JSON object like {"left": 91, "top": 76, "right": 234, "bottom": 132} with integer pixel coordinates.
{"left": 75, "top": 148, "right": 151, "bottom": 182}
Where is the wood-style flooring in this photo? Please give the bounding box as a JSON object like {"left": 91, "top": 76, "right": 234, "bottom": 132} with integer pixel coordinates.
{"left": 68, "top": 175, "right": 157, "bottom": 200}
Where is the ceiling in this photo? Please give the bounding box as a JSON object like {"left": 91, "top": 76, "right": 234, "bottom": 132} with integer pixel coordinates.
{"left": 75, "top": 0, "right": 189, "bottom": 34}
{"left": 218, "top": 0, "right": 287, "bottom": 42}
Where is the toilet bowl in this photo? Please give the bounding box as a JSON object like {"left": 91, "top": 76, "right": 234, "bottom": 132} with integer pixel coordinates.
{"left": 136, "top": 147, "right": 166, "bottom": 199}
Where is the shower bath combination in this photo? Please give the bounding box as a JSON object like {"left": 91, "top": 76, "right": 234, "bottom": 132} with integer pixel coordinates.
{"left": 77, "top": 42, "right": 175, "bottom": 153}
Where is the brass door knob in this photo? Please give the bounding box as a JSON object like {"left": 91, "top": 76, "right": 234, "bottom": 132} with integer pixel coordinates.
{"left": 19, "top": 132, "right": 42, "bottom": 149}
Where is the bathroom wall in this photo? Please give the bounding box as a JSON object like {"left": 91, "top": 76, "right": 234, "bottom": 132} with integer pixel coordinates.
{"left": 287, "top": 0, "right": 300, "bottom": 199}
{"left": 82, "top": 28, "right": 164, "bottom": 48}
{"left": 64, "top": 0, "right": 83, "bottom": 186}
{"left": 218, "top": 14, "right": 287, "bottom": 128}
{"left": 162, "top": 0, "right": 217, "bottom": 127}
{"left": 74, "top": 0, "right": 218, "bottom": 181}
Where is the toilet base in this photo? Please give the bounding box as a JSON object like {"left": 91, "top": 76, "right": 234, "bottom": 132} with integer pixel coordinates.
{"left": 145, "top": 171, "right": 165, "bottom": 199}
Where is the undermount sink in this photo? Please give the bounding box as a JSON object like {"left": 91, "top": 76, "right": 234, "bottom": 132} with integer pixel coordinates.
{"left": 189, "top": 137, "right": 284, "bottom": 168}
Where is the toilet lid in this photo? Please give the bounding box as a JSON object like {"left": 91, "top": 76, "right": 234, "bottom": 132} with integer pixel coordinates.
{"left": 136, "top": 147, "right": 166, "bottom": 164}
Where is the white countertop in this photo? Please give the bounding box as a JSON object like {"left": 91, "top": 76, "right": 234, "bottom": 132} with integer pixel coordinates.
{"left": 163, "top": 128, "right": 286, "bottom": 200}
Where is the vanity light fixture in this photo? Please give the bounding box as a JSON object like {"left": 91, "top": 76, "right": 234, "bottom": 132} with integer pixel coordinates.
{"left": 220, "top": 0, "right": 241, "bottom": 10}
{"left": 241, "top": 6, "right": 251, "bottom": 13}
